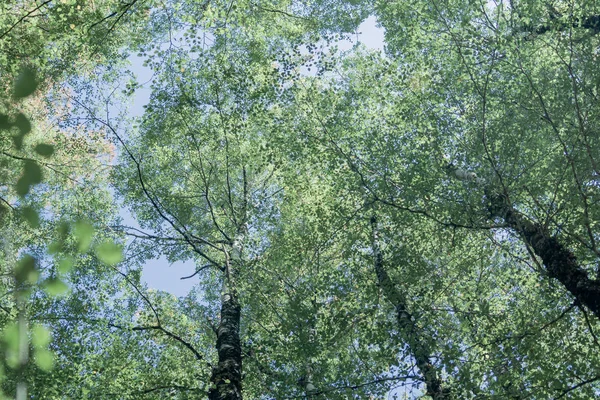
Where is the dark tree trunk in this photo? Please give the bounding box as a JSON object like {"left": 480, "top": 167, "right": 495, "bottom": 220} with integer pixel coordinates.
{"left": 371, "top": 216, "right": 451, "bottom": 400}
{"left": 489, "top": 194, "right": 600, "bottom": 318}
{"left": 209, "top": 171, "right": 248, "bottom": 400}
{"left": 208, "top": 291, "right": 242, "bottom": 400}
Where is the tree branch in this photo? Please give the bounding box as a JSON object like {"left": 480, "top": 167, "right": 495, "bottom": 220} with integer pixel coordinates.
{"left": 0, "top": 0, "right": 53, "bottom": 40}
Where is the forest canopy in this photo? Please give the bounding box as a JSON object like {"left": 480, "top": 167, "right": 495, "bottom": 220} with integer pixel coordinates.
{"left": 1, "top": 0, "right": 600, "bottom": 399}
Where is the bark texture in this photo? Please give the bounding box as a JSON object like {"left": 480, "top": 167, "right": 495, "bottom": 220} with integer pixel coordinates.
{"left": 489, "top": 194, "right": 600, "bottom": 318}
{"left": 370, "top": 216, "right": 451, "bottom": 400}
{"left": 208, "top": 291, "right": 242, "bottom": 400}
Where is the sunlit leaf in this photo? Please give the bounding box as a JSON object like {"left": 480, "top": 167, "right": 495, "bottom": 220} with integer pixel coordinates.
{"left": 74, "top": 220, "right": 94, "bottom": 252}
{"left": 2, "top": 323, "right": 19, "bottom": 350}
{"left": 32, "top": 325, "right": 51, "bottom": 348}
{"left": 34, "top": 349, "right": 54, "bottom": 371}
{"left": 57, "top": 256, "right": 74, "bottom": 274}
{"left": 95, "top": 241, "right": 123, "bottom": 266}
{"left": 43, "top": 278, "right": 69, "bottom": 296}
{"left": 5, "top": 350, "right": 19, "bottom": 369}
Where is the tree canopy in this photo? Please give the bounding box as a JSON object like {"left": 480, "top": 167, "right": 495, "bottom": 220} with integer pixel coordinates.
{"left": 1, "top": 0, "right": 600, "bottom": 399}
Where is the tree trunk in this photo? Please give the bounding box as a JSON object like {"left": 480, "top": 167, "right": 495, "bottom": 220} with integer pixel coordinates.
{"left": 489, "top": 194, "right": 600, "bottom": 318}
{"left": 208, "top": 287, "right": 242, "bottom": 400}
{"left": 370, "top": 216, "right": 451, "bottom": 400}
{"left": 209, "top": 170, "right": 249, "bottom": 399}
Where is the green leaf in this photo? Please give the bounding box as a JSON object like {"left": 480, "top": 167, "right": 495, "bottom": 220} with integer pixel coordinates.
{"left": 58, "top": 221, "right": 70, "bottom": 236}
{"left": 57, "top": 256, "right": 74, "bottom": 274}
{"left": 22, "top": 206, "right": 39, "bottom": 228}
{"left": 2, "top": 323, "right": 19, "bottom": 350}
{"left": 24, "top": 161, "right": 42, "bottom": 183}
{"left": 43, "top": 278, "right": 69, "bottom": 296}
{"left": 15, "top": 254, "right": 38, "bottom": 284}
{"left": 14, "top": 113, "right": 31, "bottom": 135}
{"left": 16, "top": 161, "right": 43, "bottom": 196}
{"left": 12, "top": 133, "right": 24, "bottom": 150}
{"left": 48, "top": 241, "right": 62, "bottom": 255}
{"left": 48, "top": 222, "right": 71, "bottom": 254}
{"left": 0, "top": 113, "right": 10, "bottom": 130}
{"left": 5, "top": 350, "right": 19, "bottom": 369}
{"left": 32, "top": 325, "right": 52, "bottom": 349}
{"left": 95, "top": 241, "right": 123, "bottom": 266}
{"left": 74, "top": 220, "right": 94, "bottom": 253}
{"left": 34, "top": 143, "right": 54, "bottom": 157}
{"left": 34, "top": 349, "right": 54, "bottom": 371}
{"left": 14, "top": 67, "right": 38, "bottom": 98}
{"left": 16, "top": 175, "right": 30, "bottom": 196}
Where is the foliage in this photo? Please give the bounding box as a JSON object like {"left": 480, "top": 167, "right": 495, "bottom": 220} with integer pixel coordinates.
{"left": 2, "top": 0, "right": 600, "bottom": 399}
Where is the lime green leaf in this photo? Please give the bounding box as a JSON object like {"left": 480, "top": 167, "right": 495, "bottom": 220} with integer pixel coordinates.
{"left": 2, "top": 323, "right": 19, "bottom": 350}
{"left": 32, "top": 325, "right": 51, "bottom": 348}
{"left": 57, "top": 256, "right": 74, "bottom": 274}
{"left": 43, "top": 278, "right": 69, "bottom": 296}
{"left": 74, "top": 220, "right": 94, "bottom": 253}
{"left": 5, "top": 350, "right": 18, "bottom": 369}
{"left": 3, "top": 323, "right": 21, "bottom": 368}
{"left": 14, "top": 67, "right": 38, "bottom": 98}
{"left": 34, "top": 349, "right": 54, "bottom": 371}
{"left": 95, "top": 241, "right": 123, "bottom": 266}
{"left": 34, "top": 144, "right": 54, "bottom": 157}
